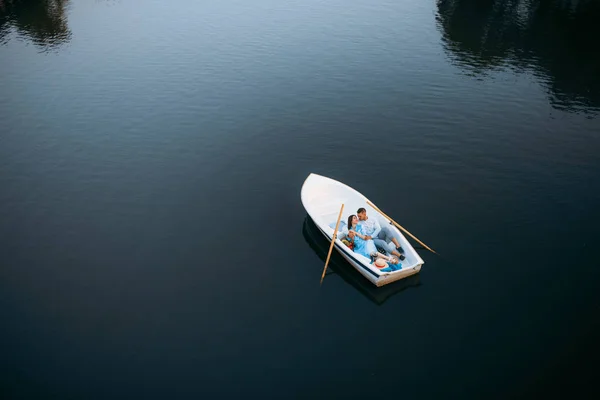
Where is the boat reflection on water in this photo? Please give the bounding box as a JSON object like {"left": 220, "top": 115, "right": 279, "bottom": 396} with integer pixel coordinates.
{"left": 302, "top": 216, "right": 421, "bottom": 305}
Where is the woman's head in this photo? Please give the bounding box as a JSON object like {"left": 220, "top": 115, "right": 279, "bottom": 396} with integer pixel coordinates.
{"left": 347, "top": 214, "right": 358, "bottom": 228}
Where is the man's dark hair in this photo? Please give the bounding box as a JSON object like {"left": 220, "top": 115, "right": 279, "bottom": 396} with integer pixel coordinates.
{"left": 357, "top": 207, "right": 366, "bottom": 214}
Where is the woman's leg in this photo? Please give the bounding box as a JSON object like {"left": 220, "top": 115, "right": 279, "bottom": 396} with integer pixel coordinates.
{"left": 372, "top": 252, "right": 399, "bottom": 264}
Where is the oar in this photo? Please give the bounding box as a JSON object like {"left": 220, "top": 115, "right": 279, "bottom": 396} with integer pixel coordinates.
{"left": 320, "top": 203, "right": 345, "bottom": 285}
{"left": 366, "top": 200, "right": 438, "bottom": 255}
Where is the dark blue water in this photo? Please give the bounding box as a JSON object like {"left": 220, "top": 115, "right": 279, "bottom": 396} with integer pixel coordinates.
{"left": 1, "top": 1, "right": 599, "bottom": 398}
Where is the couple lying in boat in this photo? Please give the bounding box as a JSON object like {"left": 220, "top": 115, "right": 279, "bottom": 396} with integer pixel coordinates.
{"left": 339, "top": 207, "right": 406, "bottom": 271}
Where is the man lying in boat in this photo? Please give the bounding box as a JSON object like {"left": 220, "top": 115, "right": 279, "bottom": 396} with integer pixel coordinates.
{"left": 356, "top": 207, "right": 406, "bottom": 261}
{"left": 345, "top": 214, "right": 402, "bottom": 272}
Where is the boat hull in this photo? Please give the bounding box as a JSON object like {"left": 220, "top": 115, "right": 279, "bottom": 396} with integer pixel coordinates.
{"left": 301, "top": 173, "right": 424, "bottom": 287}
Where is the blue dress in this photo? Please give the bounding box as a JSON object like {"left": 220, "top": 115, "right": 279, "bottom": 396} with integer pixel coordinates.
{"left": 352, "top": 224, "right": 403, "bottom": 271}
{"left": 352, "top": 223, "right": 378, "bottom": 258}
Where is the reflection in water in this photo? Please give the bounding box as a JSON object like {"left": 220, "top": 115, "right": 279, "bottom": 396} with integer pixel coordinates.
{"left": 0, "top": 0, "right": 71, "bottom": 49}
{"left": 302, "top": 217, "right": 421, "bottom": 306}
{"left": 437, "top": 0, "right": 600, "bottom": 114}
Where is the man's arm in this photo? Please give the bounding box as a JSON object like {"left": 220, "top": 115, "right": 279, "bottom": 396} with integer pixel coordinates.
{"left": 369, "top": 219, "right": 381, "bottom": 239}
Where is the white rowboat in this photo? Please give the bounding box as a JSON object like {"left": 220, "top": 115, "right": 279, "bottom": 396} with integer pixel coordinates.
{"left": 301, "top": 173, "right": 424, "bottom": 287}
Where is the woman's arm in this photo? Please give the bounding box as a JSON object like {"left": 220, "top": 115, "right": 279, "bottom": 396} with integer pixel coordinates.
{"left": 351, "top": 231, "right": 366, "bottom": 240}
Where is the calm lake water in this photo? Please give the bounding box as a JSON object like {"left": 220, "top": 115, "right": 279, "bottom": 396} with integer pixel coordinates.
{"left": 1, "top": 0, "right": 599, "bottom": 398}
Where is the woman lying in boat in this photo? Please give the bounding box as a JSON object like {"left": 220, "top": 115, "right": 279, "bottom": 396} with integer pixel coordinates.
{"left": 346, "top": 215, "right": 402, "bottom": 271}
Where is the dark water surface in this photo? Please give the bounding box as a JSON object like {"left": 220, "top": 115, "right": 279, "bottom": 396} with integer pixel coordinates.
{"left": 2, "top": 0, "right": 599, "bottom": 398}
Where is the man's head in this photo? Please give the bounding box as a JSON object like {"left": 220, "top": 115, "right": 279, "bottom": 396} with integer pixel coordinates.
{"left": 357, "top": 207, "right": 367, "bottom": 221}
